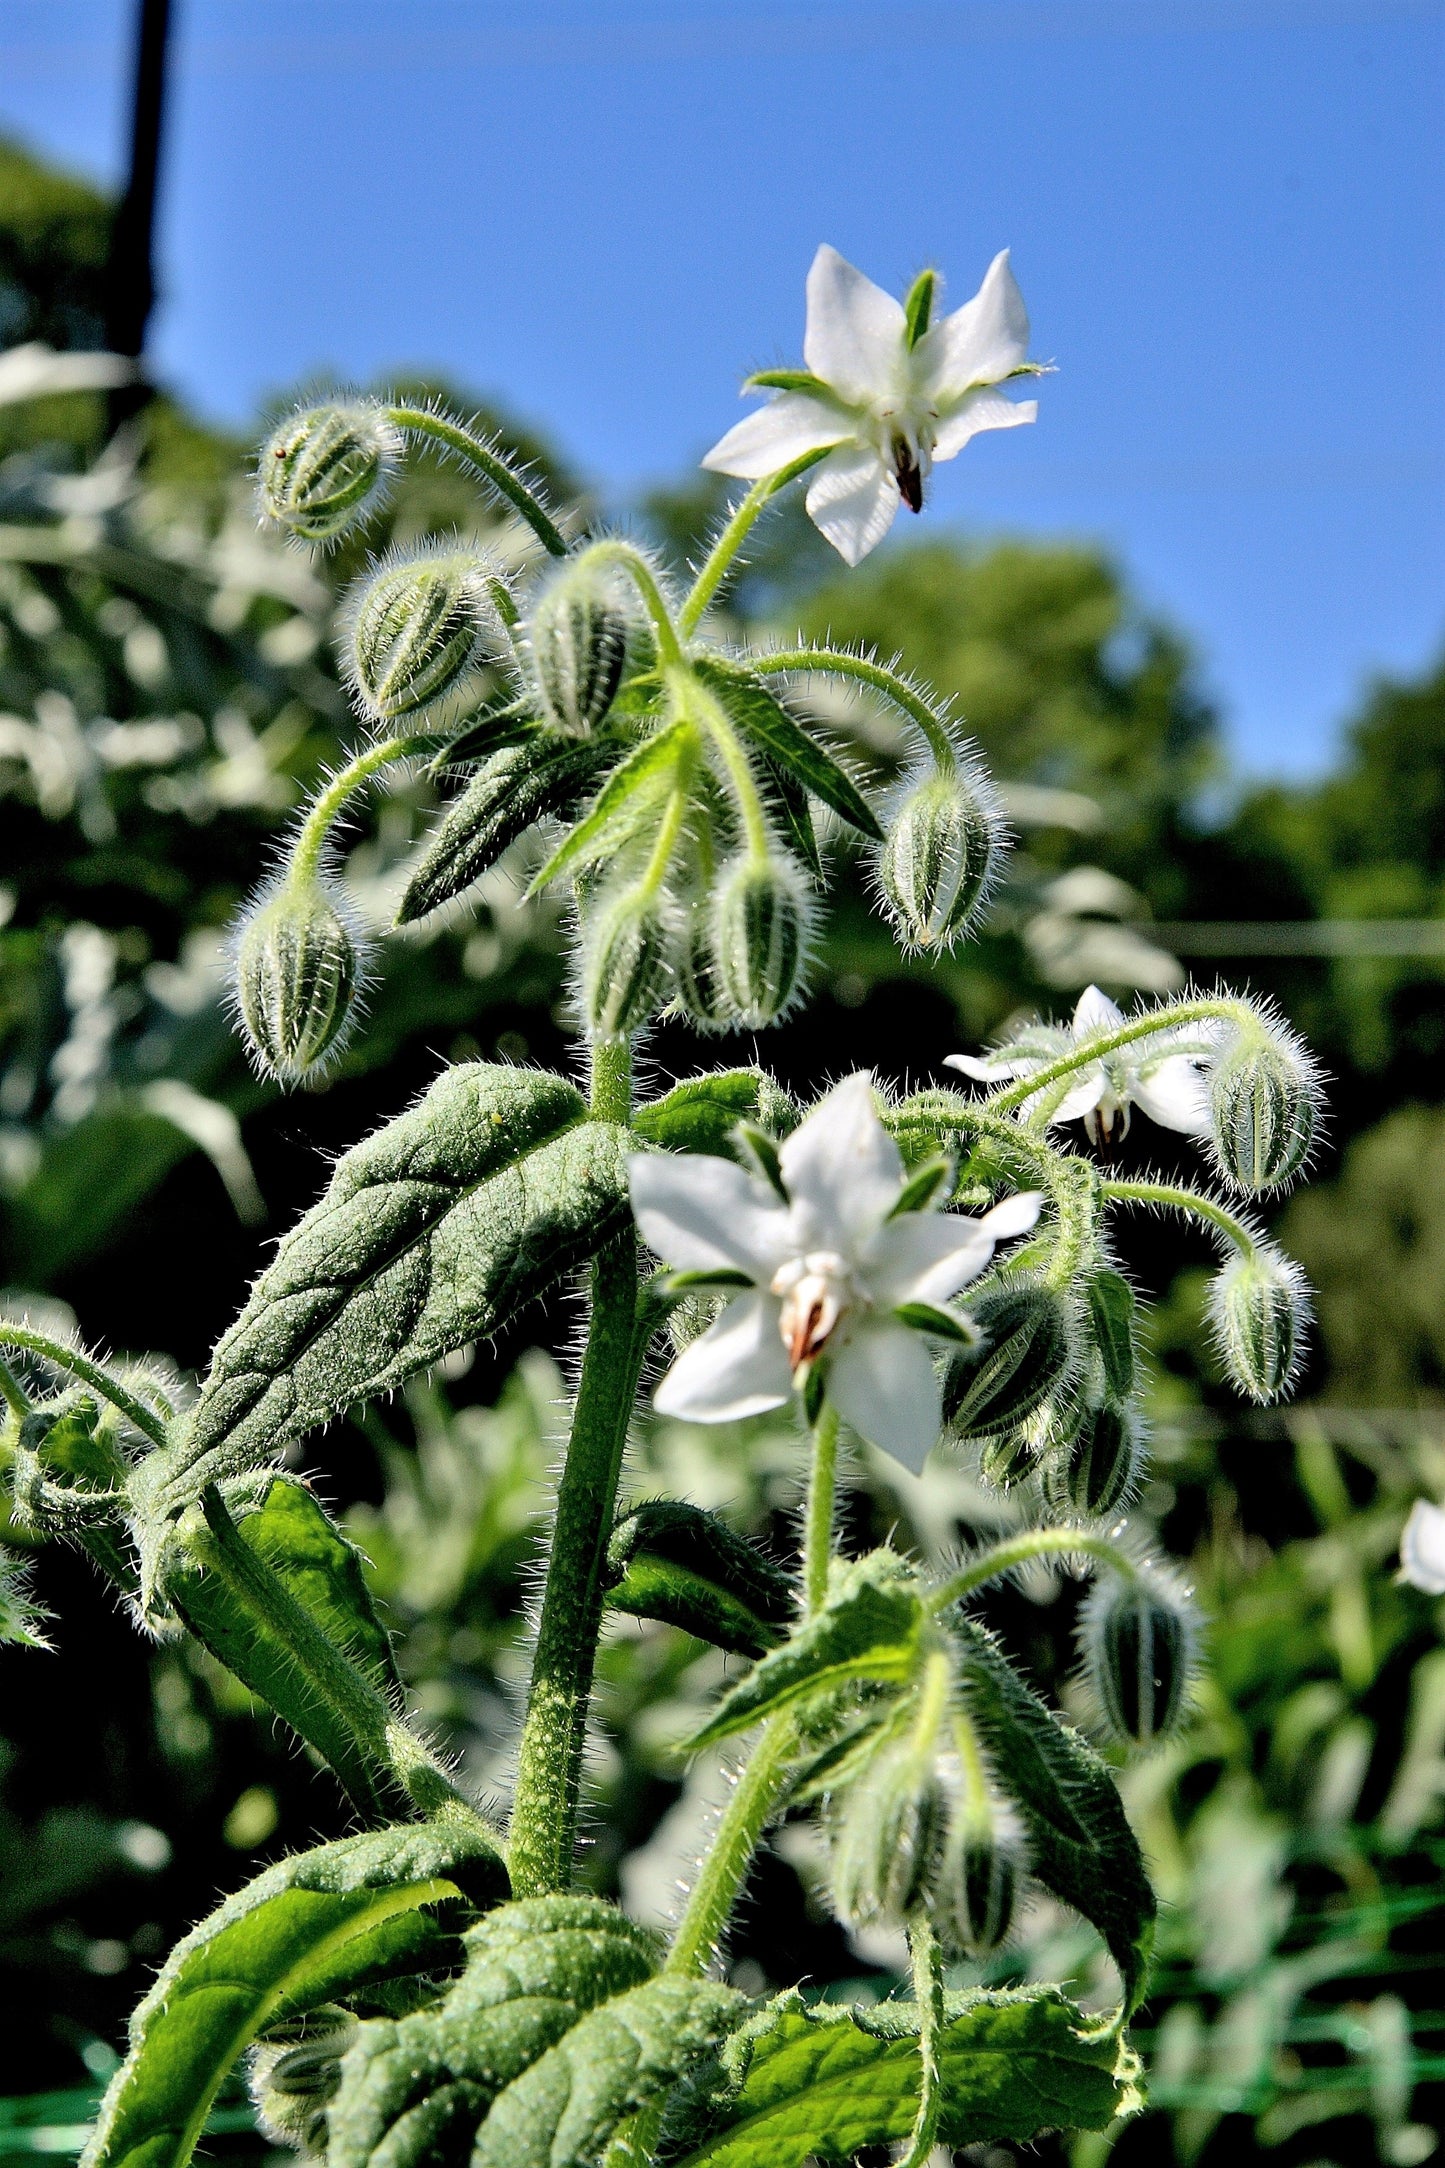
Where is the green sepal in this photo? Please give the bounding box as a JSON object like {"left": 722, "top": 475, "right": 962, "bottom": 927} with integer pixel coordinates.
{"left": 948, "top": 1617, "right": 1156, "bottom": 2014}
{"left": 633, "top": 1070, "right": 799, "bottom": 1158}
{"left": 660, "top": 1268, "right": 754, "bottom": 1293}
{"left": 740, "top": 369, "right": 835, "bottom": 396}
{"left": 903, "top": 268, "right": 937, "bottom": 348}
{"left": 890, "top": 1154, "right": 955, "bottom": 1216}
{"left": 399, "top": 737, "right": 608, "bottom": 923}
{"left": 82, "top": 1821, "right": 508, "bottom": 2168}
{"left": 426, "top": 696, "right": 543, "bottom": 774}
{"left": 1087, "top": 1269, "right": 1137, "bottom": 1400}
{"left": 667, "top": 1984, "right": 1142, "bottom": 2167}
{"left": 801, "top": 1361, "right": 827, "bottom": 1427}
{"left": 605, "top": 1500, "right": 794, "bottom": 1659}
{"left": 893, "top": 1301, "right": 979, "bottom": 1347}
{"left": 688, "top": 1552, "right": 925, "bottom": 1750}
{"left": 694, "top": 658, "right": 883, "bottom": 840}
{"left": 733, "top": 1122, "right": 788, "bottom": 1199}
{"left": 526, "top": 716, "right": 695, "bottom": 893}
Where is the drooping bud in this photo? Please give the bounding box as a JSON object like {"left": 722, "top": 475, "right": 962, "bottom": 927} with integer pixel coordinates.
{"left": 711, "top": 854, "right": 815, "bottom": 1027}
{"left": 671, "top": 902, "right": 738, "bottom": 1032}
{"left": 942, "top": 1281, "right": 1074, "bottom": 1439}
{"left": 1081, "top": 1565, "right": 1198, "bottom": 1748}
{"left": 1043, "top": 1398, "right": 1144, "bottom": 1520}
{"left": 938, "top": 1789, "right": 1024, "bottom": 1957}
{"left": 232, "top": 876, "right": 369, "bottom": 1085}
{"left": 875, "top": 761, "right": 1006, "bottom": 950}
{"left": 1207, "top": 1246, "right": 1311, "bottom": 1402}
{"left": 342, "top": 546, "right": 504, "bottom": 726}
{"left": 1209, "top": 1023, "right": 1321, "bottom": 1192}
{"left": 257, "top": 404, "right": 399, "bottom": 543}
{"left": 581, "top": 884, "right": 674, "bottom": 1039}
{"left": 248, "top": 2008, "right": 358, "bottom": 2155}
{"left": 527, "top": 559, "right": 636, "bottom": 736}
{"left": 829, "top": 1725, "right": 950, "bottom": 1928}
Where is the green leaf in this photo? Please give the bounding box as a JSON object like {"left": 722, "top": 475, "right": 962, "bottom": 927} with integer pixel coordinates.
{"left": 756, "top": 750, "right": 821, "bottom": 878}
{"left": 527, "top": 717, "right": 696, "bottom": 893}
{"left": 1087, "top": 1268, "right": 1137, "bottom": 1400}
{"left": 689, "top": 1553, "right": 924, "bottom": 1750}
{"left": 694, "top": 659, "right": 883, "bottom": 840}
{"left": 950, "top": 1619, "right": 1156, "bottom": 2013}
{"left": 605, "top": 1501, "right": 795, "bottom": 1659}
{"left": 142, "top": 1065, "right": 629, "bottom": 1515}
{"left": 633, "top": 1070, "right": 798, "bottom": 1158}
{"left": 83, "top": 1821, "right": 508, "bottom": 2168}
{"left": 669, "top": 1985, "right": 1142, "bottom": 2167}
{"left": 398, "top": 738, "right": 608, "bottom": 923}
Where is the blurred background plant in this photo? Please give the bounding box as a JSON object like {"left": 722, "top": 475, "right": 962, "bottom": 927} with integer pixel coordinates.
{"left": 2, "top": 120, "right": 1444, "bottom": 2168}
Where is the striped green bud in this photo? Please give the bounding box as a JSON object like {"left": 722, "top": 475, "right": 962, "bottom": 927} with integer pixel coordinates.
{"left": 342, "top": 547, "right": 504, "bottom": 726}
{"left": 258, "top": 404, "right": 399, "bottom": 543}
{"left": 582, "top": 884, "right": 674, "bottom": 1039}
{"left": 233, "top": 876, "right": 369, "bottom": 1086}
{"left": 1081, "top": 1565, "right": 1198, "bottom": 1748}
{"left": 977, "top": 1425, "right": 1038, "bottom": 1492}
{"left": 711, "top": 854, "right": 814, "bottom": 1027}
{"left": 1209, "top": 1023, "right": 1320, "bottom": 1191}
{"left": 672, "top": 904, "right": 737, "bottom": 1032}
{"left": 1043, "top": 1398, "right": 1143, "bottom": 1520}
{"left": 249, "top": 2008, "right": 357, "bottom": 2155}
{"left": 938, "top": 1791, "right": 1023, "bottom": 1957}
{"left": 942, "top": 1282, "right": 1073, "bottom": 1439}
{"left": 528, "top": 560, "right": 634, "bottom": 736}
{"left": 876, "top": 762, "right": 1005, "bottom": 950}
{"left": 829, "top": 1728, "right": 950, "bottom": 1928}
{"left": 1207, "top": 1246, "right": 1310, "bottom": 1402}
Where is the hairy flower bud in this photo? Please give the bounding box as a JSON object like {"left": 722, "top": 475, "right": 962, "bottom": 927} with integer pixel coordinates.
{"left": 830, "top": 1730, "right": 950, "bottom": 1927}
{"left": 342, "top": 547, "right": 504, "bottom": 726}
{"left": 876, "top": 761, "right": 1005, "bottom": 950}
{"left": 1209, "top": 1024, "right": 1320, "bottom": 1192}
{"left": 938, "top": 1792, "right": 1023, "bottom": 1957}
{"left": 1207, "top": 1246, "right": 1310, "bottom": 1402}
{"left": 582, "top": 884, "right": 674, "bottom": 1039}
{"left": 1043, "top": 1398, "right": 1143, "bottom": 1520}
{"left": 258, "top": 404, "right": 399, "bottom": 543}
{"left": 232, "top": 876, "right": 369, "bottom": 1085}
{"left": 528, "top": 561, "right": 635, "bottom": 736}
{"left": 977, "top": 1425, "right": 1037, "bottom": 1491}
{"left": 1081, "top": 1566, "right": 1198, "bottom": 1747}
{"left": 711, "top": 854, "right": 814, "bottom": 1027}
{"left": 942, "top": 1281, "right": 1073, "bottom": 1439}
{"left": 671, "top": 903, "right": 738, "bottom": 1032}
{"left": 249, "top": 2008, "right": 357, "bottom": 2155}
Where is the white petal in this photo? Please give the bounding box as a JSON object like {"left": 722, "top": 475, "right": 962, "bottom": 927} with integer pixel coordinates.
{"left": 628, "top": 1152, "right": 791, "bottom": 1278}
{"left": 829, "top": 1319, "right": 942, "bottom": 1473}
{"left": 943, "top": 1052, "right": 1029, "bottom": 1083}
{"left": 864, "top": 1211, "right": 994, "bottom": 1307}
{"left": 779, "top": 1072, "right": 901, "bottom": 1253}
{"left": 804, "top": 445, "right": 900, "bottom": 566}
{"left": 980, "top": 1191, "right": 1044, "bottom": 1240}
{"left": 915, "top": 249, "right": 1030, "bottom": 401}
{"left": 1048, "top": 1068, "right": 1107, "bottom": 1126}
{"left": 701, "top": 392, "right": 850, "bottom": 481}
{"left": 1130, "top": 1056, "right": 1212, "bottom": 1137}
{"left": 1073, "top": 985, "right": 1125, "bottom": 1037}
{"left": 931, "top": 388, "right": 1037, "bottom": 463}
{"left": 653, "top": 1289, "right": 793, "bottom": 1424}
{"left": 1400, "top": 1499, "right": 1445, "bottom": 1596}
{"left": 803, "top": 244, "right": 908, "bottom": 404}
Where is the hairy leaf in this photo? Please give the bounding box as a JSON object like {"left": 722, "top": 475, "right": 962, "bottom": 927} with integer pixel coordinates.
{"left": 143, "top": 1065, "right": 628, "bottom": 1514}
{"left": 633, "top": 1070, "right": 798, "bottom": 1159}
{"left": 399, "top": 737, "right": 608, "bottom": 923}
{"left": 756, "top": 751, "right": 821, "bottom": 878}
{"left": 950, "top": 1619, "right": 1156, "bottom": 2012}
{"left": 694, "top": 658, "right": 882, "bottom": 841}
{"left": 605, "top": 1501, "right": 795, "bottom": 1659}
{"left": 669, "top": 1986, "right": 1141, "bottom": 2167}
{"left": 83, "top": 1821, "right": 508, "bottom": 2168}
{"left": 528, "top": 717, "right": 695, "bottom": 891}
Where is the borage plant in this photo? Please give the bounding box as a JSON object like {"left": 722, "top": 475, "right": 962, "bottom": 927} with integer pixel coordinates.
{"left": 1, "top": 246, "right": 1324, "bottom": 2168}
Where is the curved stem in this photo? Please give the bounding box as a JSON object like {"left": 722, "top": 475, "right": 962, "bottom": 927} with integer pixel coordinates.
{"left": 383, "top": 404, "right": 569, "bottom": 557}
{"left": 0, "top": 1325, "right": 166, "bottom": 1447}
{"left": 749, "top": 645, "right": 955, "bottom": 767}
{"left": 928, "top": 1525, "right": 1140, "bottom": 1613}
{"left": 289, "top": 735, "right": 426, "bottom": 885}
{"left": 982, "top": 998, "right": 1251, "bottom": 1115}
{"left": 1100, "top": 1175, "right": 1260, "bottom": 1257}
{"left": 579, "top": 540, "right": 684, "bottom": 668}
{"left": 679, "top": 449, "right": 830, "bottom": 634}
{"left": 0, "top": 1352, "right": 30, "bottom": 1420}
{"left": 803, "top": 1402, "right": 841, "bottom": 1617}
{"left": 688, "top": 671, "right": 771, "bottom": 864}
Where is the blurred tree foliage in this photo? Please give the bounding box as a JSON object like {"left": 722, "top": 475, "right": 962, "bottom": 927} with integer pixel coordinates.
{"left": 2, "top": 132, "right": 1444, "bottom": 2167}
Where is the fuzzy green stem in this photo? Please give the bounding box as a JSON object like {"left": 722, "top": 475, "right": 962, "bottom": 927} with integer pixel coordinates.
{"left": 688, "top": 671, "right": 772, "bottom": 864}
{"left": 0, "top": 1352, "right": 30, "bottom": 1419}
{"left": 803, "top": 1402, "right": 841, "bottom": 1617}
{"left": 749, "top": 645, "right": 955, "bottom": 767}
{"left": 982, "top": 997, "right": 1254, "bottom": 1115}
{"left": 0, "top": 1325, "right": 166, "bottom": 1447}
{"left": 665, "top": 1713, "right": 799, "bottom": 1979}
{"left": 580, "top": 540, "right": 684, "bottom": 667}
{"left": 508, "top": 1041, "right": 641, "bottom": 1897}
{"left": 1100, "top": 1175, "right": 1260, "bottom": 1256}
{"left": 928, "top": 1525, "right": 1140, "bottom": 1613}
{"left": 679, "top": 450, "right": 830, "bottom": 634}
{"left": 897, "top": 1913, "right": 945, "bottom": 2168}
{"left": 289, "top": 735, "right": 425, "bottom": 886}
{"left": 384, "top": 404, "right": 569, "bottom": 557}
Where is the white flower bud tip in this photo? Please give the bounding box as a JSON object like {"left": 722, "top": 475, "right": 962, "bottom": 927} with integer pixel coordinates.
{"left": 527, "top": 560, "right": 636, "bottom": 736}
{"left": 875, "top": 760, "right": 1007, "bottom": 951}
{"left": 1209, "top": 1017, "right": 1323, "bottom": 1192}
{"left": 231, "top": 875, "right": 370, "bottom": 1086}
{"left": 1207, "top": 1245, "right": 1311, "bottom": 1403}
{"left": 341, "top": 545, "right": 505, "bottom": 726}
{"left": 257, "top": 403, "right": 399, "bottom": 544}
{"left": 711, "top": 852, "right": 815, "bottom": 1028}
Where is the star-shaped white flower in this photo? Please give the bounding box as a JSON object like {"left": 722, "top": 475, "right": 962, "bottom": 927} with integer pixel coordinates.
{"left": 946, "top": 985, "right": 1218, "bottom": 1147}
{"left": 628, "top": 1072, "right": 1041, "bottom": 1471}
{"left": 1399, "top": 1499, "right": 1445, "bottom": 1596}
{"left": 702, "top": 244, "right": 1042, "bottom": 567}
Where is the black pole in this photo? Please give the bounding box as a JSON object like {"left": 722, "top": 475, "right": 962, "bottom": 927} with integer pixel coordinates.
{"left": 105, "top": 0, "right": 174, "bottom": 423}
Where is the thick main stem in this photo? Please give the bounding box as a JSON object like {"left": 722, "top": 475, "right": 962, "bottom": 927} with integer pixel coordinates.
{"left": 508, "top": 1039, "right": 642, "bottom": 1898}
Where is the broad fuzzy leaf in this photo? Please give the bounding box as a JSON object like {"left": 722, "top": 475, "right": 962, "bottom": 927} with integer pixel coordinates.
{"left": 632, "top": 1070, "right": 798, "bottom": 1158}
{"left": 693, "top": 659, "right": 882, "bottom": 841}
{"left": 398, "top": 737, "right": 608, "bottom": 923}
{"left": 950, "top": 1619, "right": 1156, "bottom": 2012}
{"left": 668, "top": 1985, "right": 1142, "bottom": 2167}
{"left": 605, "top": 1501, "right": 795, "bottom": 1659}
{"left": 142, "top": 1065, "right": 629, "bottom": 1515}
{"left": 83, "top": 1821, "right": 508, "bottom": 2168}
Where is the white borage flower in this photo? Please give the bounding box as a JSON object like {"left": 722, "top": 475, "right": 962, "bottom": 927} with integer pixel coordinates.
{"left": 627, "top": 1071, "right": 1041, "bottom": 1471}
{"left": 1399, "top": 1499, "right": 1445, "bottom": 1597}
{"left": 703, "top": 245, "right": 1044, "bottom": 567}
{"left": 946, "top": 985, "right": 1221, "bottom": 1147}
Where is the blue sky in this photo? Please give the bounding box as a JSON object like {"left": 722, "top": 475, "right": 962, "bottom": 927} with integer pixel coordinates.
{"left": 5, "top": 0, "right": 1443, "bottom": 777}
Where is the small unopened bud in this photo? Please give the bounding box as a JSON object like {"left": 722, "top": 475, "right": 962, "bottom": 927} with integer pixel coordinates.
{"left": 582, "top": 885, "right": 674, "bottom": 1039}
{"left": 876, "top": 762, "right": 1006, "bottom": 950}
{"left": 233, "top": 876, "right": 369, "bottom": 1085}
{"left": 1043, "top": 1398, "right": 1144, "bottom": 1520}
{"left": 712, "top": 854, "right": 814, "bottom": 1027}
{"left": 342, "top": 547, "right": 503, "bottom": 726}
{"left": 528, "top": 561, "right": 635, "bottom": 736}
{"left": 830, "top": 1731, "right": 950, "bottom": 1927}
{"left": 258, "top": 404, "right": 399, "bottom": 543}
{"left": 671, "top": 904, "right": 737, "bottom": 1032}
{"left": 1207, "top": 1246, "right": 1310, "bottom": 1402}
{"left": 977, "top": 1426, "right": 1037, "bottom": 1491}
{"left": 942, "top": 1282, "right": 1073, "bottom": 1439}
{"left": 1209, "top": 1024, "right": 1321, "bottom": 1192}
{"left": 249, "top": 2008, "right": 357, "bottom": 2155}
{"left": 1081, "top": 1565, "right": 1198, "bottom": 1747}
{"left": 938, "top": 1791, "right": 1024, "bottom": 1957}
